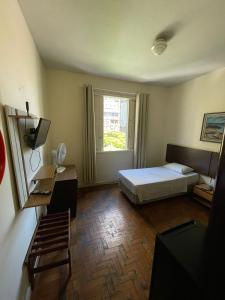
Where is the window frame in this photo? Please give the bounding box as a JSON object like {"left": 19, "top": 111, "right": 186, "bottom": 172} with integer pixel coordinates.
{"left": 94, "top": 89, "right": 136, "bottom": 153}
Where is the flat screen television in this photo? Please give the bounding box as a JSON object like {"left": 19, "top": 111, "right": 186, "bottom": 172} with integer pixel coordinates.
{"left": 28, "top": 118, "right": 51, "bottom": 150}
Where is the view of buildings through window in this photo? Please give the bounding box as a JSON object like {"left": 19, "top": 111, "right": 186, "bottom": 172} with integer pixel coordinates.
{"left": 103, "top": 95, "right": 129, "bottom": 151}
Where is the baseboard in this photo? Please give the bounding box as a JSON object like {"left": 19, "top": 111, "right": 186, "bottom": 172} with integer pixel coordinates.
{"left": 79, "top": 180, "right": 118, "bottom": 188}
{"left": 23, "top": 255, "right": 40, "bottom": 300}
{"left": 24, "top": 286, "right": 31, "bottom": 300}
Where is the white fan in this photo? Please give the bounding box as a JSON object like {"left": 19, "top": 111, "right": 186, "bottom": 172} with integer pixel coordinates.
{"left": 52, "top": 143, "right": 67, "bottom": 173}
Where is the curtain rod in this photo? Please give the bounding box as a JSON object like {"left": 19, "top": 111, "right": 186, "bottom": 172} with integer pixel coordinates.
{"left": 94, "top": 87, "right": 137, "bottom": 97}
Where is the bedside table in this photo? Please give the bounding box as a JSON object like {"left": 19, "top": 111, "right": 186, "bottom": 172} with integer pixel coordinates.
{"left": 193, "top": 184, "right": 213, "bottom": 207}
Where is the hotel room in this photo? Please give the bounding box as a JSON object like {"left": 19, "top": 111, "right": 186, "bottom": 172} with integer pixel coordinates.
{"left": 0, "top": 0, "right": 225, "bottom": 299}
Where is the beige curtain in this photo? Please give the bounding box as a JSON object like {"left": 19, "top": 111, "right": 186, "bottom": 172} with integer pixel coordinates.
{"left": 83, "top": 85, "right": 96, "bottom": 184}
{"left": 134, "top": 93, "right": 149, "bottom": 168}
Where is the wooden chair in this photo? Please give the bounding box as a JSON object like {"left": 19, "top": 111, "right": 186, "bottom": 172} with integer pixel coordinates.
{"left": 25, "top": 210, "right": 72, "bottom": 290}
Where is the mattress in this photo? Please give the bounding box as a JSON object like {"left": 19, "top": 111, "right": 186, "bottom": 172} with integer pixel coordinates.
{"left": 118, "top": 167, "right": 199, "bottom": 203}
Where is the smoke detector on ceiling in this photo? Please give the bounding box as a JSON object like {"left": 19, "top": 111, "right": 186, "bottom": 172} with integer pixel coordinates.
{"left": 151, "top": 38, "right": 167, "bottom": 56}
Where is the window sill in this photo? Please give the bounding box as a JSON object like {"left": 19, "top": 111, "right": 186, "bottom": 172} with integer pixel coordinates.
{"left": 96, "top": 150, "right": 134, "bottom": 154}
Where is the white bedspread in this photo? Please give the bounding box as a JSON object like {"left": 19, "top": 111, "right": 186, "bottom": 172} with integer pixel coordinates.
{"left": 118, "top": 167, "right": 198, "bottom": 203}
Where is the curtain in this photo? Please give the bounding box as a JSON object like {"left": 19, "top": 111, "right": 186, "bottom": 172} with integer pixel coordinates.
{"left": 134, "top": 93, "right": 149, "bottom": 168}
{"left": 94, "top": 94, "right": 104, "bottom": 152}
{"left": 83, "top": 85, "right": 96, "bottom": 184}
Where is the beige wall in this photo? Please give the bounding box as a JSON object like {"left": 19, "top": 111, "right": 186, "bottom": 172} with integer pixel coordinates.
{"left": 0, "top": 1, "right": 47, "bottom": 299}
{"left": 1, "top": 2, "right": 225, "bottom": 298}
{"left": 165, "top": 68, "right": 225, "bottom": 154}
{"left": 46, "top": 69, "right": 168, "bottom": 184}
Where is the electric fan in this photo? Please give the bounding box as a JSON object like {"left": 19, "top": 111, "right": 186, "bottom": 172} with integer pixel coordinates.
{"left": 52, "top": 143, "right": 67, "bottom": 173}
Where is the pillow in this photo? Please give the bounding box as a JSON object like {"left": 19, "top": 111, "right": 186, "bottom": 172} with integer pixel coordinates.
{"left": 164, "top": 162, "right": 194, "bottom": 174}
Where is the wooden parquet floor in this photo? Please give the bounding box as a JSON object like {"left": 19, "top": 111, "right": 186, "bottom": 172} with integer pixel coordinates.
{"left": 30, "top": 185, "right": 209, "bottom": 300}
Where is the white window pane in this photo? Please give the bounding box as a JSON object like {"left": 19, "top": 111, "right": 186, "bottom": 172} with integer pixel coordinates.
{"left": 103, "top": 96, "right": 129, "bottom": 151}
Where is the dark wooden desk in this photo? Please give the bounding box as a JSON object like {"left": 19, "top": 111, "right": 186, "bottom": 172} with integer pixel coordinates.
{"left": 47, "top": 165, "right": 78, "bottom": 218}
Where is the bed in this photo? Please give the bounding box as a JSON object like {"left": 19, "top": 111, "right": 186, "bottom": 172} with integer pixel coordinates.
{"left": 118, "top": 144, "right": 219, "bottom": 205}
{"left": 118, "top": 166, "right": 199, "bottom": 204}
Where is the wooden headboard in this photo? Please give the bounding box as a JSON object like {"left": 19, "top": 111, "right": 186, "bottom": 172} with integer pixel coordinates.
{"left": 166, "top": 144, "right": 219, "bottom": 178}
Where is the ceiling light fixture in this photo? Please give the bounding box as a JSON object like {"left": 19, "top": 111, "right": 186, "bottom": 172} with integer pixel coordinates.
{"left": 151, "top": 38, "right": 167, "bottom": 56}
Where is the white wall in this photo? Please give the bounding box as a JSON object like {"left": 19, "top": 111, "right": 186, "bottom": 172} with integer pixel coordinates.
{"left": 46, "top": 69, "right": 168, "bottom": 185}
{"left": 165, "top": 68, "right": 225, "bottom": 154}
{"left": 0, "top": 1, "right": 47, "bottom": 299}
{"left": 96, "top": 151, "right": 134, "bottom": 183}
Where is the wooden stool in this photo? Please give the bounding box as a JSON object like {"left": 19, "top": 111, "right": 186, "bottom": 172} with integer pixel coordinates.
{"left": 25, "top": 210, "right": 72, "bottom": 289}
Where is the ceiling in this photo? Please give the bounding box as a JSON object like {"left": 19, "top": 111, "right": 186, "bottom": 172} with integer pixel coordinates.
{"left": 19, "top": 0, "right": 225, "bottom": 85}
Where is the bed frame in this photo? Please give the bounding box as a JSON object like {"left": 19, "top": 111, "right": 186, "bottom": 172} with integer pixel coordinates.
{"left": 166, "top": 144, "right": 219, "bottom": 178}
{"left": 120, "top": 144, "right": 219, "bottom": 204}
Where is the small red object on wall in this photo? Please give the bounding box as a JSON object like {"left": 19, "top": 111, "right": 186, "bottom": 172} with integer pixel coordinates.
{"left": 0, "top": 130, "right": 6, "bottom": 184}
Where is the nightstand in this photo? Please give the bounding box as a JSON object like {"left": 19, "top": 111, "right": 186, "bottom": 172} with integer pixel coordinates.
{"left": 193, "top": 184, "right": 213, "bottom": 207}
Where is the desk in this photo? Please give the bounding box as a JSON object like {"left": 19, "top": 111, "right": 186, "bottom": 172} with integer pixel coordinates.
{"left": 24, "top": 165, "right": 56, "bottom": 208}
{"left": 24, "top": 165, "right": 78, "bottom": 218}
{"left": 47, "top": 165, "right": 78, "bottom": 218}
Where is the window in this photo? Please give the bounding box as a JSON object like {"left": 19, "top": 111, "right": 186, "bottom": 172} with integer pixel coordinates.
{"left": 103, "top": 96, "right": 129, "bottom": 151}
{"left": 94, "top": 92, "right": 136, "bottom": 152}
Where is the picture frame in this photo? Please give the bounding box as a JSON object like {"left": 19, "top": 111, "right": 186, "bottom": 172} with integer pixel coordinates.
{"left": 200, "top": 112, "right": 225, "bottom": 143}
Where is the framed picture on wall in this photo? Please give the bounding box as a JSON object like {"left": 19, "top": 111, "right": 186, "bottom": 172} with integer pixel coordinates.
{"left": 200, "top": 112, "right": 225, "bottom": 143}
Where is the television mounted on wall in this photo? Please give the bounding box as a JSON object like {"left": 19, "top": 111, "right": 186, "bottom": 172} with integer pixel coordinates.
{"left": 28, "top": 118, "right": 51, "bottom": 150}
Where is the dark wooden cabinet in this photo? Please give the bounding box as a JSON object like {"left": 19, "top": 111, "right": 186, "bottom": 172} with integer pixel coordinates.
{"left": 47, "top": 165, "right": 78, "bottom": 218}
{"left": 149, "top": 221, "right": 207, "bottom": 300}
